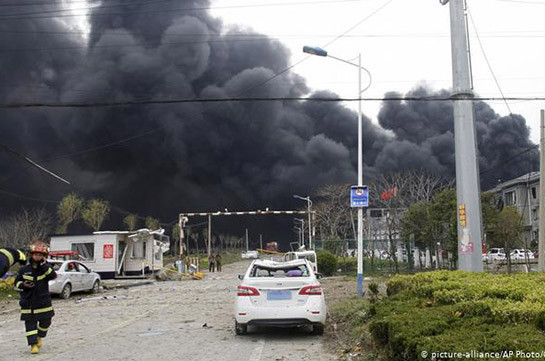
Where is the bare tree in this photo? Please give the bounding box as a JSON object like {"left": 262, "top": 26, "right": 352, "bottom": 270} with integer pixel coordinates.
{"left": 57, "top": 193, "right": 84, "bottom": 234}
{"left": 370, "top": 170, "right": 453, "bottom": 272}
{"left": 313, "top": 184, "right": 353, "bottom": 242}
{"left": 0, "top": 208, "right": 53, "bottom": 248}
{"left": 82, "top": 199, "right": 110, "bottom": 232}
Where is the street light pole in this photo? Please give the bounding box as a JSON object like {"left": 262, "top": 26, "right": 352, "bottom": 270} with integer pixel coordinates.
{"left": 303, "top": 46, "right": 371, "bottom": 296}
{"left": 356, "top": 53, "right": 364, "bottom": 297}
{"left": 294, "top": 195, "right": 313, "bottom": 249}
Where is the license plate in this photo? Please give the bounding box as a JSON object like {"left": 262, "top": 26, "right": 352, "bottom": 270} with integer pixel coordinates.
{"left": 267, "top": 290, "right": 292, "bottom": 301}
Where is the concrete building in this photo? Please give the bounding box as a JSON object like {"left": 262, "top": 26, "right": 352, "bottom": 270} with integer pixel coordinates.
{"left": 491, "top": 172, "right": 540, "bottom": 247}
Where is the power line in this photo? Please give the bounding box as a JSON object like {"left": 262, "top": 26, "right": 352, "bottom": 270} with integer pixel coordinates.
{"left": 495, "top": 0, "right": 545, "bottom": 4}
{"left": 0, "top": 141, "right": 71, "bottom": 184}
{"left": 0, "top": 0, "right": 173, "bottom": 15}
{"left": 3, "top": 28, "right": 545, "bottom": 38}
{"left": 467, "top": 9, "right": 514, "bottom": 116}
{"left": 0, "top": 0, "right": 365, "bottom": 21}
{"left": 24, "top": 0, "right": 395, "bottom": 163}
{"left": 479, "top": 144, "right": 539, "bottom": 177}
{"left": 1, "top": 95, "right": 545, "bottom": 109}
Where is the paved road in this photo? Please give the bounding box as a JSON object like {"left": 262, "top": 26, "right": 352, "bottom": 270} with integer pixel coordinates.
{"left": 0, "top": 261, "right": 336, "bottom": 361}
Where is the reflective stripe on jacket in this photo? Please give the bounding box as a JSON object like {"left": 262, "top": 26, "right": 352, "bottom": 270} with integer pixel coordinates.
{"left": 15, "top": 263, "right": 57, "bottom": 321}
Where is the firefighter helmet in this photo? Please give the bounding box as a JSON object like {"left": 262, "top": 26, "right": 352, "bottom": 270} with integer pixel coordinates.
{"left": 29, "top": 241, "right": 49, "bottom": 256}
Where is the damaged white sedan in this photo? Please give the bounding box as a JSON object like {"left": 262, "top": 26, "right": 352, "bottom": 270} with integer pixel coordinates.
{"left": 234, "top": 259, "right": 326, "bottom": 335}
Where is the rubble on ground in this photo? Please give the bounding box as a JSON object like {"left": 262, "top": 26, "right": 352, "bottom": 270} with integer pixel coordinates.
{"left": 154, "top": 263, "right": 204, "bottom": 281}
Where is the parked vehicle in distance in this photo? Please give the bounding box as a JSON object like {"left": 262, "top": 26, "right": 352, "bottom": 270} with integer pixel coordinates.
{"left": 510, "top": 249, "right": 535, "bottom": 260}
{"left": 241, "top": 250, "right": 259, "bottom": 259}
{"left": 487, "top": 248, "right": 506, "bottom": 262}
{"left": 48, "top": 260, "right": 101, "bottom": 299}
{"left": 234, "top": 259, "right": 326, "bottom": 336}
{"left": 266, "top": 242, "right": 279, "bottom": 252}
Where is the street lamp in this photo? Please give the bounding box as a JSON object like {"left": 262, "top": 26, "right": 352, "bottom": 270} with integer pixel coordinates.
{"left": 294, "top": 195, "right": 313, "bottom": 249}
{"left": 294, "top": 218, "right": 305, "bottom": 248}
{"left": 303, "top": 45, "right": 372, "bottom": 297}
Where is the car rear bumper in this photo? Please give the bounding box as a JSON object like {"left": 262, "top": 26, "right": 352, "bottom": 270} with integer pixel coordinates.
{"left": 235, "top": 300, "right": 327, "bottom": 325}
{"left": 247, "top": 318, "right": 313, "bottom": 327}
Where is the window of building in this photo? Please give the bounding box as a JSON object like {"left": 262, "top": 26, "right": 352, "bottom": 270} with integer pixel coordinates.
{"left": 532, "top": 208, "right": 539, "bottom": 221}
{"left": 131, "top": 241, "right": 147, "bottom": 259}
{"left": 70, "top": 242, "right": 95, "bottom": 261}
{"left": 505, "top": 191, "right": 516, "bottom": 206}
{"left": 532, "top": 187, "right": 537, "bottom": 199}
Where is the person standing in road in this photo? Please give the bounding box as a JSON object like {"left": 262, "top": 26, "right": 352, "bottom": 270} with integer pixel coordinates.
{"left": 215, "top": 253, "right": 222, "bottom": 272}
{"left": 208, "top": 253, "right": 216, "bottom": 272}
{"left": 14, "top": 241, "right": 57, "bottom": 354}
{"left": 0, "top": 247, "right": 27, "bottom": 278}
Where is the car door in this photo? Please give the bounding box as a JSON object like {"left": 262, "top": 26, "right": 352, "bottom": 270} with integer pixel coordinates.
{"left": 77, "top": 262, "right": 94, "bottom": 291}
{"left": 66, "top": 262, "right": 83, "bottom": 291}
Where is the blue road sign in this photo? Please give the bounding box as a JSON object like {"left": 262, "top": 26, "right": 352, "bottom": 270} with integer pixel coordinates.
{"left": 350, "top": 185, "right": 369, "bottom": 208}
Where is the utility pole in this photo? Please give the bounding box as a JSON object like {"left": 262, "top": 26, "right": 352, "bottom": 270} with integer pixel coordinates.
{"left": 207, "top": 215, "right": 212, "bottom": 257}
{"left": 447, "top": 0, "right": 484, "bottom": 271}
{"left": 260, "top": 234, "right": 263, "bottom": 250}
{"left": 245, "top": 228, "right": 249, "bottom": 252}
{"left": 539, "top": 109, "right": 545, "bottom": 272}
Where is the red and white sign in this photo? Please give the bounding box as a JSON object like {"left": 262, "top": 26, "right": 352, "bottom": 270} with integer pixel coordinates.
{"left": 103, "top": 244, "right": 114, "bottom": 259}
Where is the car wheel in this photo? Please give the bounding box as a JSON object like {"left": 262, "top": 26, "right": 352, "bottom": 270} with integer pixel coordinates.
{"left": 60, "top": 283, "right": 72, "bottom": 299}
{"left": 235, "top": 322, "right": 247, "bottom": 335}
{"left": 91, "top": 280, "right": 100, "bottom": 294}
{"left": 312, "top": 323, "right": 325, "bottom": 335}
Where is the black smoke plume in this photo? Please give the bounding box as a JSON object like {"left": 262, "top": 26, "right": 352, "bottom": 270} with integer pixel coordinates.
{"left": 0, "top": 1, "right": 538, "bottom": 241}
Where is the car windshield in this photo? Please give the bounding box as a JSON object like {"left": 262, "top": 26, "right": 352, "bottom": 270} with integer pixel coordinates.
{"left": 250, "top": 264, "right": 310, "bottom": 278}
{"left": 50, "top": 262, "right": 63, "bottom": 271}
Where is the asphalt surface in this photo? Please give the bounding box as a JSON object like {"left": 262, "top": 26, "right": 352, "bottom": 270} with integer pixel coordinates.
{"left": 0, "top": 260, "right": 336, "bottom": 361}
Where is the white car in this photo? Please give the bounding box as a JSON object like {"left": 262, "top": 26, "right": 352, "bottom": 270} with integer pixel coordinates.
{"left": 487, "top": 248, "right": 506, "bottom": 262}
{"left": 48, "top": 260, "right": 101, "bottom": 299}
{"left": 241, "top": 251, "right": 259, "bottom": 259}
{"left": 510, "top": 249, "right": 535, "bottom": 261}
{"left": 234, "top": 259, "right": 326, "bottom": 335}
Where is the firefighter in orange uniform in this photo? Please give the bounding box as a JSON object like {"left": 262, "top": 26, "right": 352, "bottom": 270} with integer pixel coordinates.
{"left": 14, "top": 241, "right": 57, "bottom": 354}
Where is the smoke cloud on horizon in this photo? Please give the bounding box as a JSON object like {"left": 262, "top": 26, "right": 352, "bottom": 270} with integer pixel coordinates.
{"left": 0, "top": 1, "right": 538, "bottom": 234}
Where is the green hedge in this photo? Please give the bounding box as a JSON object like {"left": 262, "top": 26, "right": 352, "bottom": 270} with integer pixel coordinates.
{"left": 369, "top": 271, "right": 545, "bottom": 360}
{"left": 316, "top": 250, "right": 337, "bottom": 276}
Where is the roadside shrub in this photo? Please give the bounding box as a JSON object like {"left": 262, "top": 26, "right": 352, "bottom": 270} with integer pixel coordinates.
{"left": 368, "top": 271, "right": 545, "bottom": 360}
{"left": 337, "top": 257, "right": 357, "bottom": 274}
{"left": 316, "top": 250, "right": 337, "bottom": 276}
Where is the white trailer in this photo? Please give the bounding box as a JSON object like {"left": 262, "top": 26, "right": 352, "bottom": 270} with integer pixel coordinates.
{"left": 49, "top": 229, "right": 170, "bottom": 279}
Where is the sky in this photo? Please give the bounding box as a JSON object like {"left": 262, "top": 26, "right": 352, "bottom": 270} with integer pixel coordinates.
{"left": 0, "top": 0, "right": 542, "bottom": 244}
{"left": 210, "top": 0, "right": 545, "bottom": 143}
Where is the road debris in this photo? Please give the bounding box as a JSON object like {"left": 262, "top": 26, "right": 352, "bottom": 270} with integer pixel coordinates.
{"left": 75, "top": 295, "right": 131, "bottom": 304}
{"left": 155, "top": 265, "right": 204, "bottom": 281}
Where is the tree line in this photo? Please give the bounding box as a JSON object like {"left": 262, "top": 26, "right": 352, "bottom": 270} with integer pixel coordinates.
{"left": 0, "top": 193, "right": 162, "bottom": 248}
{"left": 310, "top": 169, "right": 524, "bottom": 272}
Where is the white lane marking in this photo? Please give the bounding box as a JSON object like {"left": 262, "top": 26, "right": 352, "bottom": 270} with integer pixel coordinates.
{"left": 249, "top": 339, "right": 265, "bottom": 361}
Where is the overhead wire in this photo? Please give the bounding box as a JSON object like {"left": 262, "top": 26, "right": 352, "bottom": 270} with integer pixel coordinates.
{"left": 0, "top": 0, "right": 366, "bottom": 20}
{"left": 1, "top": 95, "right": 545, "bottom": 109}
{"left": 0, "top": 0, "right": 396, "bottom": 227}
{"left": 467, "top": 8, "right": 514, "bottom": 116}
{"left": 17, "top": 0, "right": 395, "bottom": 162}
